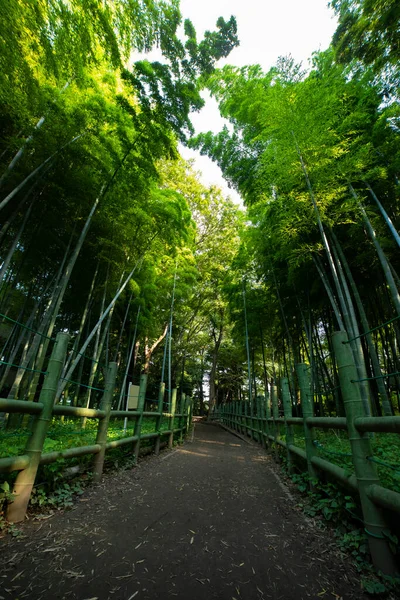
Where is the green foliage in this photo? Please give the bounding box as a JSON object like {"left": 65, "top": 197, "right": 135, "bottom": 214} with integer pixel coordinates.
{"left": 0, "top": 480, "right": 14, "bottom": 531}
{"left": 330, "top": 0, "right": 400, "bottom": 95}
{"left": 291, "top": 428, "right": 400, "bottom": 493}
{"left": 0, "top": 0, "right": 241, "bottom": 415}
{"left": 189, "top": 36, "right": 400, "bottom": 422}
{"left": 0, "top": 417, "right": 171, "bottom": 457}
{"left": 0, "top": 415, "right": 179, "bottom": 525}
{"left": 30, "top": 481, "right": 84, "bottom": 509}
{"left": 288, "top": 469, "right": 400, "bottom": 593}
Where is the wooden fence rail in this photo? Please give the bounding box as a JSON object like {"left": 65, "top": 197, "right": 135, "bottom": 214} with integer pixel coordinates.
{"left": 0, "top": 333, "right": 193, "bottom": 522}
{"left": 212, "top": 330, "right": 400, "bottom": 576}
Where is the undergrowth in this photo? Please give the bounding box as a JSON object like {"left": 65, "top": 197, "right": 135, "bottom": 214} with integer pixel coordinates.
{"left": 278, "top": 450, "right": 400, "bottom": 597}
{"left": 0, "top": 416, "right": 172, "bottom": 457}
{"left": 0, "top": 416, "right": 180, "bottom": 535}
{"left": 289, "top": 425, "right": 400, "bottom": 493}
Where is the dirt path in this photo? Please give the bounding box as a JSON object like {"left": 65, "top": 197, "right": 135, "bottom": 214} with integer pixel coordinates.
{"left": 1, "top": 422, "right": 367, "bottom": 600}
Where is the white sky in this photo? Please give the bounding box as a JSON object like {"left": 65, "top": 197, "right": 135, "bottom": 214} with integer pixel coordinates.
{"left": 177, "top": 0, "right": 338, "bottom": 204}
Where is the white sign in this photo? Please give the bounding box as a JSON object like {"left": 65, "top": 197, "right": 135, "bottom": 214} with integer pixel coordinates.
{"left": 127, "top": 383, "right": 139, "bottom": 409}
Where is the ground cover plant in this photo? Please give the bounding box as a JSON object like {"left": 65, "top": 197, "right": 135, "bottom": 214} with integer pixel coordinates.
{"left": 275, "top": 445, "right": 400, "bottom": 596}
{"left": 0, "top": 415, "right": 183, "bottom": 532}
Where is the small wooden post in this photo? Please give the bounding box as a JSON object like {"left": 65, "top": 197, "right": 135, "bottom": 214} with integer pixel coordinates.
{"left": 93, "top": 362, "right": 118, "bottom": 483}
{"left": 168, "top": 387, "right": 177, "bottom": 448}
{"left": 133, "top": 373, "right": 147, "bottom": 460}
{"left": 281, "top": 377, "right": 294, "bottom": 473}
{"left": 7, "top": 333, "right": 69, "bottom": 522}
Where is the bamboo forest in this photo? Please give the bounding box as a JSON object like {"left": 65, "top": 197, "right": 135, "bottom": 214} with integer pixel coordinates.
{"left": 1, "top": 1, "right": 400, "bottom": 598}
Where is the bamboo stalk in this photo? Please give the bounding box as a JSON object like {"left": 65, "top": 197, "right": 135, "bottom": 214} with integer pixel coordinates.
{"left": 281, "top": 377, "right": 294, "bottom": 473}
{"left": 296, "top": 363, "right": 317, "bottom": 484}
{"left": 93, "top": 362, "right": 118, "bottom": 482}
{"left": 133, "top": 373, "right": 147, "bottom": 460}
{"left": 7, "top": 332, "right": 69, "bottom": 522}
{"left": 168, "top": 388, "right": 177, "bottom": 449}
{"left": 332, "top": 330, "right": 396, "bottom": 574}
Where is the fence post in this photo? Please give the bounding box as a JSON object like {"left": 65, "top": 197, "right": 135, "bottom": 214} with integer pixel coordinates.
{"left": 7, "top": 332, "right": 69, "bottom": 523}
{"left": 186, "top": 396, "right": 191, "bottom": 434}
{"left": 332, "top": 331, "right": 397, "bottom": 575}
{"left": 179, "top": 393, "right": 185, "bottom": 443}
{"left": 296, "top": 363, "right": 317, "bottom": 484}
{"left": 246, "top": 400, "right": 251, "bottom": 438}
{"left": 168, "top": 388, "right": 177, "bottom": 449}
{"left": 133, "top": 373, "right": 147, "bottom": 460}
{"left": 281, "top": 377, "right": 294, "bottom": 473}
{"left": 183, "top": 395, "right": 189, "bottom": 435}
{"left": 271, "top": 381, "right": 280, "bottom": 454}
{"left": 252, "top": 399, "right": 257, "bottom": 441}
{"left": 257, "top": 396, "right": 262, "bottom": 444}
{"left": 93, "top": 362, "right": 118, "bottom": 483}
{"left": 155, "top": 382, "right": 165, "bottom": 455}
{"left": 257, "top": 396, "right": 266, "bottom": 449}
{"left": 264, "top": 390, "right": 270, "bottom": 448}
{"left": 254, "top": 397, "right": 259, "bottom": 443}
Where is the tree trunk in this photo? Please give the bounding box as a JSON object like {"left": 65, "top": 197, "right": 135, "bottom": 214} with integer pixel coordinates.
{"left": 0, "top": 198, "right": 35, "bottom": 284}
{"left": 331, "top": 230, "right": 393, "bottom": 415}
{"left": 350, "top": 184, "right": 400, "bottom": 316}
{"left": 143, "top": 324, "right": 169, "bottom": 374}
{"left": 0, "top": 134, "right": 82, "bottom": 212}
{"left": 208, "top": 323, "right": 223, "bottom": 420}
{"left": 57, "top": 262, "right": 99, "bottom": 397}
{"left": 364, "top": 181, "right": 400, "bottom": 248}
{"left": 81, "top": 276, "right": 108, "bottom": 422}
{"left": 113, "top": 290, "right": 134, "bottom": 363}
{"left": 59, "top": 258, "right": 144, "bottom": 396}
{"left": 0, "top": 82, "right": 70, "bottom": 190}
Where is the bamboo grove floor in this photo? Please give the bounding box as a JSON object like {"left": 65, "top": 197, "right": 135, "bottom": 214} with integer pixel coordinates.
{"left": 0, "top": 422, "right": 368, "bottom": 600}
